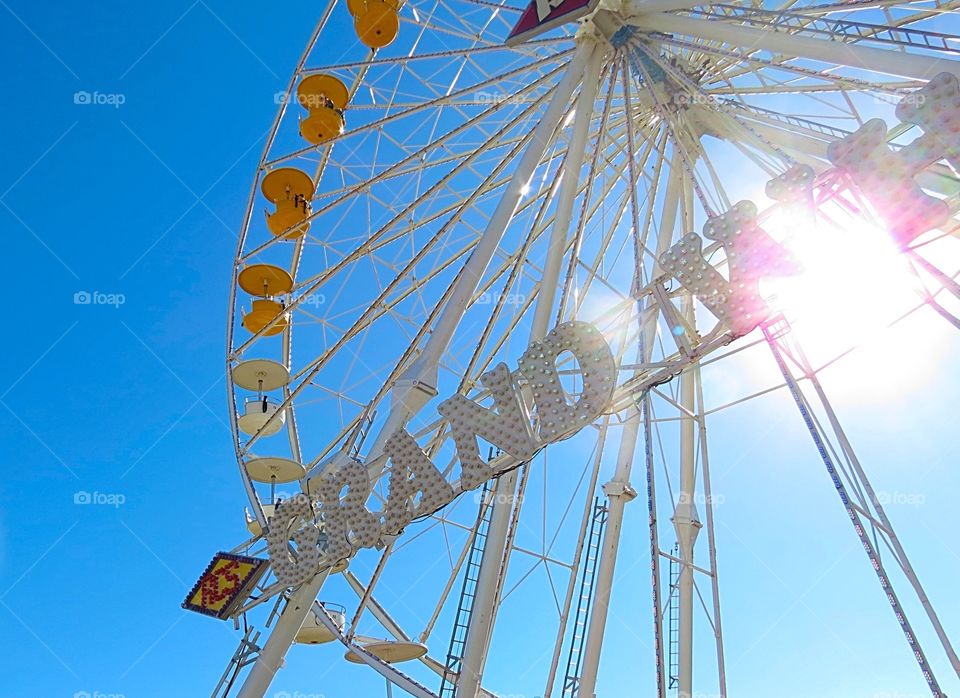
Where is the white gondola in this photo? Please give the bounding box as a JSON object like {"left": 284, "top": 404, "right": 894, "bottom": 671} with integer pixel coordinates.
{"left": 243, "top": 503, "right": 276, "bottom": 537}
{"left": 294, "top": 603, "right": 347, "bottom": 645}
{"left": 238, "top": 397, "right": 285, "bottom": 437}
{"left": 231, "top": 358, "right": 290, "bottom": 392}
{"left": 343, "top": 638, "right": 428, "bottom": 664}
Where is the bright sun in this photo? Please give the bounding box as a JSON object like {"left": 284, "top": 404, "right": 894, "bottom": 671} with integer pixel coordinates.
{"left": 760, "top": 205, "right": 949, "bottom": 398}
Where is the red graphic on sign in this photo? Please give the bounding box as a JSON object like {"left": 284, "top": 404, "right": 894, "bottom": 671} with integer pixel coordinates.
{"left": 182, "top": 551, "right": 268, "bottom": 620}
{"left": 507, "top": 0, "right": 596, "bottom": 44}
{"left": 200, "top": 560, "right": 242, "bottom": 605}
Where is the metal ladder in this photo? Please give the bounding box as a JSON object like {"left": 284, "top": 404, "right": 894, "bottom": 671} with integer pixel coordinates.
{"left": 439, "top": 480, "right": 495, "bottom": 697}
{"left": 667, "top": 543, "right": 680, "bottom": 693}
{"left": 560, "top": 497, "right": 609, "bottom": 698}
{"left": 696, "top": 4, "right": 960, "bottom": 55}
{"left": 730, "top": 102, "right": 852, "bottom": 141}
{"left": 211, "top": 625, "right": 262, "bottom": 698}
{"left": 344, "top": 406, "right": 377, "bottom": 461}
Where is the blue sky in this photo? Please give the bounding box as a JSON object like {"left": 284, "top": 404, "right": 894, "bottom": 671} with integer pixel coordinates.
{"left": 1, "top": 2, "right": 959, "bottom": 698}
{"left": 0, "top": 2, "right": 325, "bottom": 695}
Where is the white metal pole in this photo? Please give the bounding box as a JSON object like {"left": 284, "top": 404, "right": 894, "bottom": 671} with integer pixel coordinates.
{"left": 694, "top": 367, "right": 727, "bottom": 697}
{"left": 455, "top": 471, "right": 512, "bottom": 697}
{"left": 363, "top": 42, "right": 596, "bottom": 471}
{"left": 764, "top": 327, "right": 947, "bottom": 694}
{"left": 455, "top": 40, "right": 603, "bottom": 698}
{"left": 628, "top": 11, "right": 960, "bottom": 80}
{"left": 237, "top": 570, "right": 330, "bottom": 698}
{"left": 577, "top": 147, "right": 684, "bottom": 698}
{"left": 577, "top": 412, "right": 641, "bottom": 698}
{"left": 673, "top": 299, "right": 702, "bottom": 698}
{"left": 674, "top": 171, "right": 702, "bottom": 695}
{"left": 542, "top": 418, "right": 612, "bottom": 698}
{"left": 799, "top": 343, "right": 960, "bottom": 677}
{"left": 529, "top": 46, "right": 604, "bottom": 340}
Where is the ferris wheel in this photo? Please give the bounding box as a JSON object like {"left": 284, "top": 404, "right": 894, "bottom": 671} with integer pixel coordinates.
{"left": 194, "top": 0, "right": 960, "bottom": 695}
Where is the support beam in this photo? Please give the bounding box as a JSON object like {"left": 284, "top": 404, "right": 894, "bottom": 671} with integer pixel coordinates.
{"left": 694, "top": 370, "right": 727, "bottom": 697}
{"left": 763, "top": 319, "right": 950, "bottom": 694}
{"left": 673, "top": 300, "right": 702, "bottom": 698}
{"left": 310, "top": 600, "right": 438, "bottom": 698}
{"left": 237, "top": 570, "right": 329, "bottom": 698}
{"left": 628, "top": 12, "right": 960, "bottom": 80}
{"left": 363, "top": 40, "right": 597, "bottom": 469}
{"left": 578, "top": 133, "right": 686, "bottom": 697}
{"left": 626, "top": 0, "right": 710, "bottom": 12}
{"left": 577, "top": 413, "right": 641, "bottom": 697}
{"left": 456, "top": 39, "right": 604, "bottom": 698}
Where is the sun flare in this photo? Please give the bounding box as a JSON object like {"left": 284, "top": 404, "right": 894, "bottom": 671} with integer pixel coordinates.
{"left": 761, "top": 205, "right": 946, "bottom": 397}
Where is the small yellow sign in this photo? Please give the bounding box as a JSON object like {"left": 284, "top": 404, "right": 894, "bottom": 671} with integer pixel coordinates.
{"left": 182, "top": 552, "right": 268, "bottom": 619}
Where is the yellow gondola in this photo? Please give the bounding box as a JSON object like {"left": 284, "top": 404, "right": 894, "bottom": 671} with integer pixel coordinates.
{"left": 297, "top": 74, "right": 349, "bottom": 145}
{"left": 237, "top": 264, "right": 294, "bottom": 298}
{"left": 242, "top": 299, "right": 289, "bottom": 336}
{"left": 348, "top": 0, "right": 400, "bottom": 49}
{"left": 261, "top": 168, "right": 315, "bottom": 239}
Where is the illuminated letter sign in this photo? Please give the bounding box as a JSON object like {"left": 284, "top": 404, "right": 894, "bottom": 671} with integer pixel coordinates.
{"left": 265, "top": 494, "right": 321, "bottom": 587}
{"left": 317, "top": 461, "right": 382, "bottom": 562}
{"left": 265, "top": 321, "right": 616, "bottom": 586}
{"left": 381, "top": 428, "right": 456, "bottom": 534}
{"left": 437, "top": 363, "right": 537, "bottom": 490}
{"left": 659, "top": 201, "right": 795, "bottom": 336}
{"left": 828, "top": 73, "right": 959, "bottom": 247}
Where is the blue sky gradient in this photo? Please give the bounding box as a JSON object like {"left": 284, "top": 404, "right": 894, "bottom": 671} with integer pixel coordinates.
{"left": 1, "top": 3, "right": 959, "bottom": 698}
